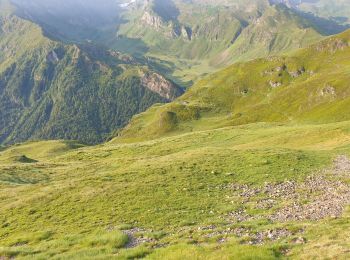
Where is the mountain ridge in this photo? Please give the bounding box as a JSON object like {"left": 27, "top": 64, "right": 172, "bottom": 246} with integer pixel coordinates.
{"left": 1, "top": 0, "right": 349, "bottom": 145}
{"left": 9, "top": 0, "right": 349, "bottom": 88}
{"left": 0, "top": 3, "right": 183, "bottom": 145}
{"left": 1, "top": 1, "right": 350, "bottom": 259}
{"left": 116, "top": 28, "right": 350, "bottom": 141}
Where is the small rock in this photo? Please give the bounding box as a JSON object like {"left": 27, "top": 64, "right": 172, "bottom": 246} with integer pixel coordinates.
{"left": 292, "top": 236, "right": 306, "bottom": 244}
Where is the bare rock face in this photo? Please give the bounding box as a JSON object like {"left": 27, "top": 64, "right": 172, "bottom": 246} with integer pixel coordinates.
{"left": 47, "top": 50, "right": 59, "bottom": 63}
{"left": 140, "top": 72, "right": 183, "bottom": 101}
{"left": 182, "top": 26, "right": 192, "bottom": 40}
{"left": 168, "top": 23, "right": 192, "bottom": 40}
{"left": 141, "top": 11, "right": 163, "bottom": 30}
{"left": 140, "top": 11, "right": 192, "bottom": 40}
{"left": 315, "top": 38, "right": 349, "bottom": 53}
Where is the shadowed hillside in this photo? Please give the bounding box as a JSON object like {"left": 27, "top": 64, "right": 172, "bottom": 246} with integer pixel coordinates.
{"left": 0, "top": 1, "right": 183, "bottom": 145}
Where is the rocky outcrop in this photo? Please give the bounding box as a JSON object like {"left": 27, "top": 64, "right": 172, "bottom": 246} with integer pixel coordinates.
{"left": 320, "top": 84, "right": 336, "bottom": 97}
{"left": 141, "top": 11, "right": 163, "bottom": 30}
{"left": 182, "top": 26, "right": 192, "bottom": 40}
{"left": 47, "top": 50, "right": 59, "bottom": 63}
{"left": 289, "top": 66, "right": 305, "bottom": 78}
{"left": 140, "top": 11, "right": 192, "bottom": 40}
{"left": 140, "top": 72, "right": 183, "bottom": 101}
{"left": 169, "top": 23, "right": 192, "bottom": 40}
{"left": 315, "top": 38, "right": 349, "bottom": 53}
{"left": 269, "top": 80, "right": 282, "bottom": 88}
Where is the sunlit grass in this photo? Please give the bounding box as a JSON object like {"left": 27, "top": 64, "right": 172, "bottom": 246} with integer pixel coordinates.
{"left": 0, "top": 121, "right": 350, "bottom": 258}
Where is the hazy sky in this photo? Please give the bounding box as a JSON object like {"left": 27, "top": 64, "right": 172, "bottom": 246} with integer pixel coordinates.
{"left": 10, "top": 0, "right": 133, "bottom": 14}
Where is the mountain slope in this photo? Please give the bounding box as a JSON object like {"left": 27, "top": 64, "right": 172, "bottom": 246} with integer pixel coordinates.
{"left": 1, "top": 2, "right": 350, "bottom": 259}
{"left": 10, "top": 0, "right": 348, "bottom": 87}
{"left": 1, "top": 115, "right": 350, "bottom": 259}
{"left": 113, "top": 0, "right": 342, "bottom": 85}
{"left": 117, "top": 29, "right": 350, "bottom": 141}
{"left": 0, "top": 3, "right": 183, "bottom": 145}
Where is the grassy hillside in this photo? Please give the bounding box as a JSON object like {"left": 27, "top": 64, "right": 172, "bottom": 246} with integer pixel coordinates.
{"left": 0, "top": 1, "right": 350, "bottom": 259}
{"left": 118, "top": 29, "right": 350, "bottom": 141}
{"left": 0, "top": 120, "right": 350, "bottom": 259}
{"left": 112, "top": 0, "right": 341, "bottom": 85}
{"left": 10, "top": 0, "right": 348, "bottom": 87}
{"left": 0, "top": 2, "right": 183, "bottom": 145}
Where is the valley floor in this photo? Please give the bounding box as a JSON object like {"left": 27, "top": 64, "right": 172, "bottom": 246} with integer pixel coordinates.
{"left": 0, "top": 121, "right": 350, "bottom": 259}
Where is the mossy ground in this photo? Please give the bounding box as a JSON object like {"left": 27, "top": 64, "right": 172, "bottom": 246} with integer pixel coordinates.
{"left": 0, "top": 121, "right": 350, "bottom": 259}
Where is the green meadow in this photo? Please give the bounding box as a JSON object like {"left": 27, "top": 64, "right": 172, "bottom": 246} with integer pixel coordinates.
{"left": 1, "top": 2, "right": 350, "bottom": 259}
{"left": 1, "top": 120, "right": 350, "bottom": 259}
